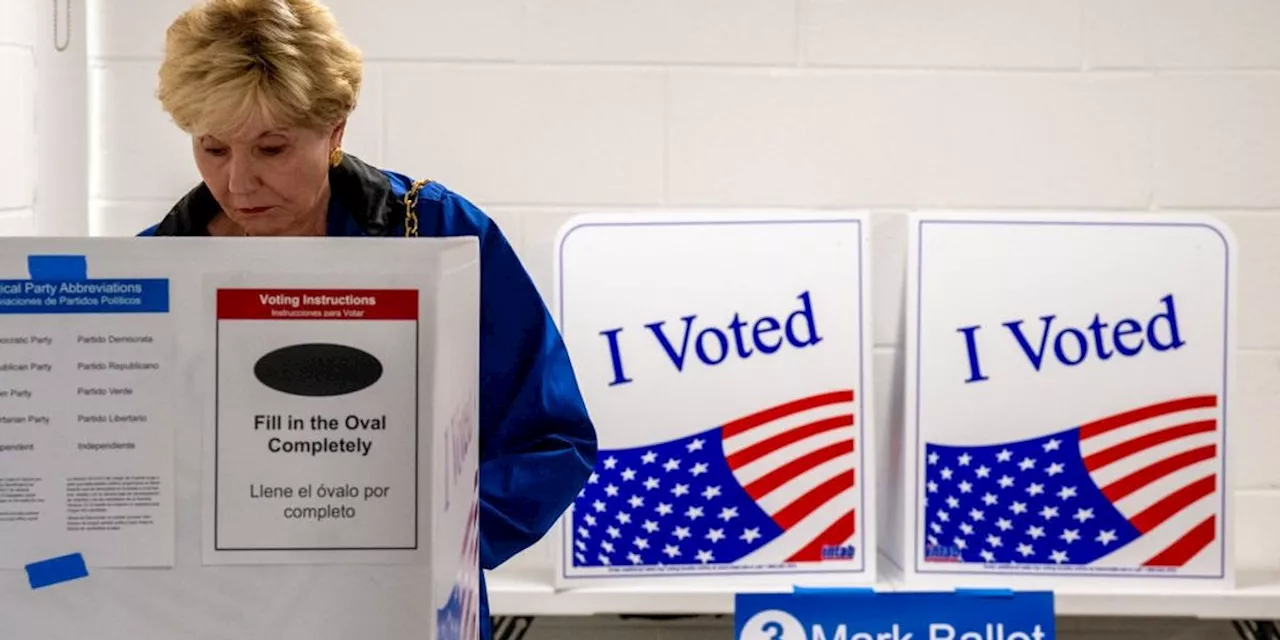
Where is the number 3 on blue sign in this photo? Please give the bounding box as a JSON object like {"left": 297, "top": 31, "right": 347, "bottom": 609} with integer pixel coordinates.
{"left": 735, "top": 591, "right": 1056, "bottom": 640}
{"left": 740, "top": 610, "right": 808, "bottom": 640}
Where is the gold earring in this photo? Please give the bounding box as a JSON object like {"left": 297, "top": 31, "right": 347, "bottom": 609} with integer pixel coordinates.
{"left": 329, "top": 147, "right": 344, "bottom": 167}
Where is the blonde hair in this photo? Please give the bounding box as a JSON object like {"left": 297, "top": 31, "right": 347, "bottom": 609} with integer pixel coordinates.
{"left": 157, "top": 0, "right": 362, "bottom": 136}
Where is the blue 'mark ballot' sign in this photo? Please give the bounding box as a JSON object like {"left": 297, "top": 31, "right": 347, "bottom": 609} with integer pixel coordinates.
{"left": 735, "top": 589, "right": 1055, "bottom": 640}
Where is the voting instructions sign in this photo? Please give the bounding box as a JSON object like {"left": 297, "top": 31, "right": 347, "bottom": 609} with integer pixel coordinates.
{"left": 735, "top": 590, "right": 1056, "bottom": 640}
{"left": 211, "top": 286, "right": 421, "bottom": 553}
{"left": 554, "top": 211, "right": 875, "bottom": 585}
{"left": 900, "top": 213, "right": 1236, "bottom": 586}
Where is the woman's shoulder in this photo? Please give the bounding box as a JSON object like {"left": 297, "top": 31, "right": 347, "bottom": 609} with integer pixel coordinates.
{"left": 136, "top": 182, "right": 221, "bottom": 237}
{"left": 376, "top": 166, "right": 499, "bottom": 241}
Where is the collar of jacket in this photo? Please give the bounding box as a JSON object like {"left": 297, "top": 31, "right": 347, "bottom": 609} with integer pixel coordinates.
{"left": 147, "top": 152, "right": 404, "bottom": 237}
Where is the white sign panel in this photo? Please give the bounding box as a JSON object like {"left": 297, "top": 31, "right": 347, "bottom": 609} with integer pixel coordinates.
{"left": 901, "top": 213, "right": 1236, "bottom": 587}
{"left": 207, "top": 283, "right": 421, "bottom": 558}
{"left": 0, "top": 262, "right": 175, "bottom": 570}
{"left": 554, "top": 211, "right": 875, "bottom": 586}
{"left": 0, "top": 238, "right": 479, "bottom": 640}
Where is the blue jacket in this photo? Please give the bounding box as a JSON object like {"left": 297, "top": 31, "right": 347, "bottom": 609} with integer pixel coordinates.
{"left": 139, "top": 153, "right": 598, "bottom": 640}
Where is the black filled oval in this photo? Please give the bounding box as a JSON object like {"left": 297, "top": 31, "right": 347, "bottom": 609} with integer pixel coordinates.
{"left": 254, "top": 343, "right": 383, "bottom": 397}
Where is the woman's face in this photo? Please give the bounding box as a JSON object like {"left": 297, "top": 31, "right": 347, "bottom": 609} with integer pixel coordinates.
{"left": 192, "top": 110, "right": 344, "bottom": 236}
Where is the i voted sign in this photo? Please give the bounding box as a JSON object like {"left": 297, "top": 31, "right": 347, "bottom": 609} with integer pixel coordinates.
{"left": 553, "top": 211, "right": 875, "bottom": 586}
{"left": 735, "top": 590, "right": 1055, "bottom": 640}
{"left": 901, "top": 213, "right": 1236, "bottom": 585}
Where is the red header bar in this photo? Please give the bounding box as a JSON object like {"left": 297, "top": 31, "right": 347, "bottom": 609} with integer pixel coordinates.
{"left": 217, "top": 289, "right": 418, "bottom": 320}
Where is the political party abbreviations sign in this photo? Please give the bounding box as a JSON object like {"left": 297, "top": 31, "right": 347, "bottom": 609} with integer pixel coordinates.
{"left": 554, "top": 211, "right": 875, "bottom": 586}
{"left": 899, "top": 213, "right": 1236, "bottom": 587}
{"left": 0, "top": 259, "right": 175, "bottom": 571}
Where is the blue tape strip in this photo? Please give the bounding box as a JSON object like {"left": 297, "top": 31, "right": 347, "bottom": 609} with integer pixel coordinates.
{"left": 27, "top": 255, "right": 87, "bottom": 281}
{"left": 793, "top": 586, "right": 877, "bottom": 595}
{"left": 25, "top": 553, "right": 89, "bottom": 589}
{"left": 955, "top": 587, "right": 1015, "bottom": 598}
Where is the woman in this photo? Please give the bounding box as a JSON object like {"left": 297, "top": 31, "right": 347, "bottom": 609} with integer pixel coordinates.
{"left": 138, "top": 1, "right": 598, "bottom": 637}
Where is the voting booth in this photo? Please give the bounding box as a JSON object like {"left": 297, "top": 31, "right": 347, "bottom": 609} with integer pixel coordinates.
{"left": 551, "top": 211, "right": 877, "bottom": 588}
{"left": 889, "top": 212, "right": 1238, "bottom": 591}
{"left": 0, "top": 237, "right": 480, "bottom": 640}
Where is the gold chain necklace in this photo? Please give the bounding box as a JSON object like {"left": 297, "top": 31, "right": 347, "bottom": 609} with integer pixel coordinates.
{"left": 402, "top": 179, "right": 432, "bottom": 237}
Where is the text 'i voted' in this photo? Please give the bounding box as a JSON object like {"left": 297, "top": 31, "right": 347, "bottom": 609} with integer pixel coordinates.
{"left": 599, "top": 291, "right": 824, "bottom": 386}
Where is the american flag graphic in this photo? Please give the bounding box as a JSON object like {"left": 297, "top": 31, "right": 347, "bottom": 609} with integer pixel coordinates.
{"left": 922, "top": 394, "right": 1221, "bottom": 570}
{"left": 570, "top": 390, "right": 859, "bottom": 570}
{"left": 437, "top": 469, "right": 480, "bottom": 640}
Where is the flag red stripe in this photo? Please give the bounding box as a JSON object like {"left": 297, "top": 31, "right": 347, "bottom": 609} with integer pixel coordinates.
{"left": 1144, "top": 515, "right": 1216, "bottom": 567}
{"left": 772, "top": 470, "right": 854, "bottom": 530}
{"left": 1129, "top": 474, "right": 1216, "bottom": 534}
{"left": 785, "top": 509, "right": 856, "bottom": 563}
{"left": 1078, "top": 395, "right": 1217, "bottom": 440}
{"left": 722, "top": 390, "right": 855, "bottom": 438}
{"left": 1083, "top": 420, "right": 1216, "bottom": 471}
{"left": 1101, "top": 444, "right": 1217, "bottom": 502}
{"left": 726, "top": 414, "right": 854, "bottom": 469}
{"left": 744, "top": 440, "right": 853, "bottom": 500}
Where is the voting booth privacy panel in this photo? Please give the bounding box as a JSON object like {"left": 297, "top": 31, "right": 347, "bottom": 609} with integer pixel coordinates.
{"left": 0, "top": 237, "right": 480, "bottom": 640}
{"left": 891, "top": 212, "right": 1238, "bottom": 591}
{"left": 552, "top": 210, "right": 877, "bottom": 587}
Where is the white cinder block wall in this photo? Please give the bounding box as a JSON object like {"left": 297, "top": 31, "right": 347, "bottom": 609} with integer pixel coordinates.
{"left": 87, "top": 0, "right": 1278, "bottom": 637}
{"left": 2, "top": 0, "right": 89, "bottom": 237}
{"left": 0, "top": 0, "right": 37, "bottom": 235}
